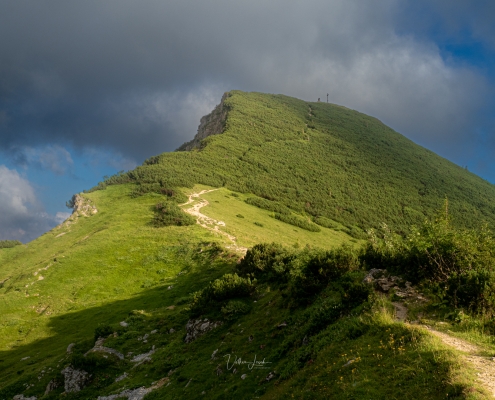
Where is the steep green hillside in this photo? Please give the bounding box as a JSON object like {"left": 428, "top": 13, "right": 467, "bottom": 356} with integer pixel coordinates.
{"left": 1, "top": 91, "right": 495, "bottom": 399}
{"left": 101, "top": 90, "right": 495, "bottom": 236}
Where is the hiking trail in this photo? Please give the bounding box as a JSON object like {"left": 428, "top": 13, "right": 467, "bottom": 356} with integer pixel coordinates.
{"left": 392, "top": 302, "right": 495, "bottom": 397}
{"left": 180, "top": 189, "right": 248, "bottom": 254}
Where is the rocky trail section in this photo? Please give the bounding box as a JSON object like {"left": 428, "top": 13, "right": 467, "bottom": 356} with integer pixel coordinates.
{"left": 364, "top": 269, "right": 495, "bottom": 397}
{"left": 180, "top": 189, "right": 247, "bottom": 254}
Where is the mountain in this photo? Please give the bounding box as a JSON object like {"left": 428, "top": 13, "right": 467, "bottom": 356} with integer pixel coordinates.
{"left": 116, "top": 90, "right": 495, "bottom": 235}
{"left": 0, "top": 91, "right": 494, "bottom": 399}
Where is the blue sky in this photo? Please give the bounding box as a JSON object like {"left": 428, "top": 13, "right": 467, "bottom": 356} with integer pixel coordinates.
{"left": 0, "top": 0, "right": 494, "bottom": 242}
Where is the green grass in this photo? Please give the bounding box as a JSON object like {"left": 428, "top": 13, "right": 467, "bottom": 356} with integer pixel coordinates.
{"left": 184, "top": 185, "right": 353, "bottom": 249}
{"left": 0, "top": 185, "right": 229, "bottom": 388}
{"left": 0, "top": 188, "right": 490, "bottom": 398}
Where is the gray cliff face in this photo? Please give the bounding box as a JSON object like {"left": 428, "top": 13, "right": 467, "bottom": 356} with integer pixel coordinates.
{"left": 177, "top": 92, "right": 230, "bottom": 151}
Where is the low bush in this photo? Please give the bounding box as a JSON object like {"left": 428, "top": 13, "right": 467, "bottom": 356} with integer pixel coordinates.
{"left": 94, "top": 324, "right": 113, "bottom": 341}
{"left": 236, "top": 243, "right": 295, "bottom": 282}
{"left": 221, "top": 300, "right": 251, "bottom": 320}
{"left": 273, "top": 213, "right": 321, "bottom": 232}
{"left": 289, "top": 245, "right": 360, "bottom": 304}
{"left": 0, "top": 240, "right": 22, "bottom": 249}
{"left": 313, "top": 216, "right": 337, "bottom": 229}
{"left": 245, "top": 197, "right": 291, "bottom": 214}
{"left": 189, "top": 273, "right": 256, "bottom": 317}
{"left": 152, "top": 202, "right": 196, "bottom": 227}
{"left": 362, "top": 204, "right": 495, "bottom": 315}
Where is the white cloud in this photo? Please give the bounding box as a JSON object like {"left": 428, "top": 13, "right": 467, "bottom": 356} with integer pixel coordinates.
{"left": 0, "top": 165, "right": 60, "bottom": 242}
{"left": 54, "top": 211, "right": 71, "bottom": 224}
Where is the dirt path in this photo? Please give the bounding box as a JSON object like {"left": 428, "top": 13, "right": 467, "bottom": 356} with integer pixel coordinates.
{"left": 393, "top": 302, "right": 495, "bottom": 397}
{"left": 180, "top": 190, "right": 247, "bottom": 254}
{"left": 424, "top": 327, "right": 495, "bottom": 396}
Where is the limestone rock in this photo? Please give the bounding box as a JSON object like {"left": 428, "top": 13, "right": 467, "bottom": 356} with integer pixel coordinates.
{"left": 363, "top": 268, "right": 426, "bottom": 304}
{"left": 177, "top": 93, "right": 230, "bottom": 151}
{"left": 61, "top": 365, "right": 89, "bottom": 393}
{"left": 97, "top": 377, "right": 168, "bottom": 400}
{"left": 131, "top": 345, "right": 156, "bottom": 367}
{"left": 44, "top": 379, "right": 59, "bottom": 395}
{"left": 115, "top": 372, "right": 128, "bottom": 382}
{"left": 85, "top": 337, "right": 124, "bottom": 360}
{"left": 184, "top": 318, "right": 223, "bottom": 343}
{"left": 265, "top": 372, "right": 276, "bottom": 381}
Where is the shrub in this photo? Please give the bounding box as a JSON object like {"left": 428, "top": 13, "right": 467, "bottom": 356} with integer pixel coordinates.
{"left": 94, "top": 324, "right": 113, "bottom": 341}
{"left": 362, "top": 206, "right": 495, "bottom": 315}
{"left": 152, "top": 202, "right": 196, "bottom": 227}
{"left": 221, "top": 300, "right": 251, "bottom": 320}
{"left": 289, "top": 245, "right": 360, "bottom": 304}
{"left": 273, "top": 213, "right": 321, "bottom": 232}
{"left": 245, "top": 197, "right": 291, "bottom": 214}
{"left": 313, "top": 216, "right": 337, "bottom": 229}
{"left": 189, "top": 273, "right": 256, "bottom": 316}
{"left": 348, "top": 226, "right": 367, "bottom": 239}
{"left": 236, "top": 243, "right": 295, "bottom": 282}
{"left": 0, "top": 240, "right": 22, "bottom": 249}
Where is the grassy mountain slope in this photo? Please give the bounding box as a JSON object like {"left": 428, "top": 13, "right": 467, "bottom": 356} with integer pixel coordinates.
{"left": 0, "top": 184, "right": 356, "bottom": 396}
{"left": 1, "top": 91, "right": 495, "bottom": 399}
{"left": 115, "top": 90, "right": 495, "bottom": 236}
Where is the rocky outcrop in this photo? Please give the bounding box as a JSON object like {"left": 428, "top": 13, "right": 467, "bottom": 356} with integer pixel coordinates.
{"left": 13, "top": 395, "right": 37, "bottom": 400}
{"left": 44, "top": 379, "right": 59, "bottom": 395}
{"left": 131, "top": 346, "right": 155, "bottom": 365}
{"left": 177, "top": 92, "right": 230, "bottom": 151}
{"left": 85, "top": 337, "right": 124, "bottom": 360}
{"left": 69, "top": 194, "right": 98, "bottom": 217}
{"left": 61, "top": 366, "right": 89, "bottom": 393}
{"left": 363, "top": 269, "right": 426, "bottom": 302}
{"left": 58, "top": 194, "right": 98, "bottom": 230}
{"left": 184, "top": 318, "right": 223, "bottom": 343}
{"left": 96, "top": 377, "right": 169, "bottom": 400}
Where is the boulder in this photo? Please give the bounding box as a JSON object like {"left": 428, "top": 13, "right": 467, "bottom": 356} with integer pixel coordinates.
{"left": 184, "top": 319, "right": 222, "bottom": 343}
{"left": 61, "top": 365, "right": 89, "bottom": 393}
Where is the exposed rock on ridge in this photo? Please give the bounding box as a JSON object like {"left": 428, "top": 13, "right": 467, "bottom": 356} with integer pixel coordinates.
{"left": 177, "top": 92, "right": 230, "bottom": 151}
{"left": 58, "top": 194, "right": 98, "bottom": 230}
{"left": 70, "top": 194, "right": 98, "bottom": 217}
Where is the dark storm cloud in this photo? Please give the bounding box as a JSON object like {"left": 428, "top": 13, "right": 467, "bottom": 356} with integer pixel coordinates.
{"left": 0, "top": 0, "right": 493, "bottom": 165}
